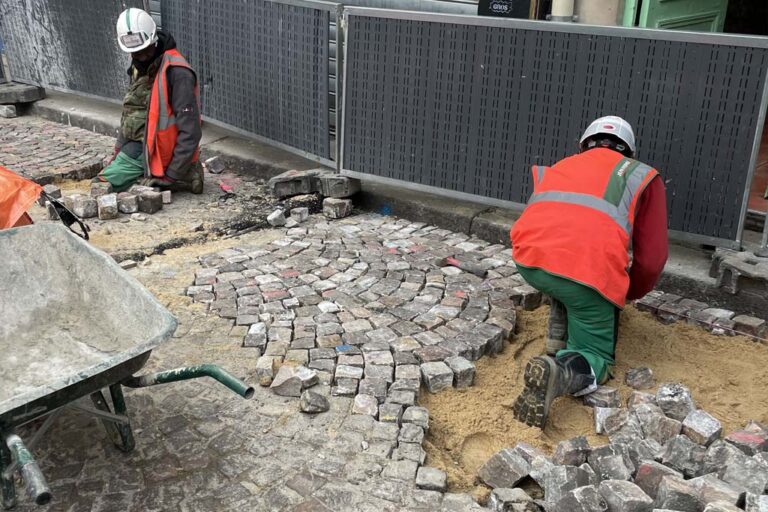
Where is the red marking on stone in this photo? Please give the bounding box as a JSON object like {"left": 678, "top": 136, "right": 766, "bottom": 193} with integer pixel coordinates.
{"left": 279, "top": 269, "right": 301, "bottom": 278}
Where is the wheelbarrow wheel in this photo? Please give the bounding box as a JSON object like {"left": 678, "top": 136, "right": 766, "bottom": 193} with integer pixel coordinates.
{"left": 89, "top": 387, "right": 135, "bottom": 453}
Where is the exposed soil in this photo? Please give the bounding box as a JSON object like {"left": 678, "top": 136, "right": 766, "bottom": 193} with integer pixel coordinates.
{"left": 421, "top": 307, "right": 768, "bottom": 502}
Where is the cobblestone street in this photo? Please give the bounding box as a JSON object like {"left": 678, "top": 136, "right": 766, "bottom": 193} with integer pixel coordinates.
{"left": 14, "top": 213, "right": 517, "bottom": 512}
{"left": 0, "top": 116, "right": 114, "bottom": 183}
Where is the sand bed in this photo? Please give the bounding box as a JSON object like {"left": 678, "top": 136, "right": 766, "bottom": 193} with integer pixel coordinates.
{"left": 421, "top": 306, "right": 768, "bottom": 501}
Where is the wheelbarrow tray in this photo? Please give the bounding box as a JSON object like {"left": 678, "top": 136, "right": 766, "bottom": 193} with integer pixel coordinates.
{"left": 0, "top": 224, "right": 177, "bottom": 428}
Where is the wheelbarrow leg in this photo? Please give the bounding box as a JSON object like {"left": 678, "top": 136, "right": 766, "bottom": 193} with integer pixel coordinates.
{"left": 0, "top": 442, "right": 16, "bottom": 510}
{"left": 108, "top": 384, "right": 135, "bottom": 452}
{"left": 89, "top": 390, "right": 124, "bottom": 451}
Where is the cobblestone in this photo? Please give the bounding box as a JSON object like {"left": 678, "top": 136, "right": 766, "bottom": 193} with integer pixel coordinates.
{"left": 0, "top": 116, "right": 113, "bottom": 183}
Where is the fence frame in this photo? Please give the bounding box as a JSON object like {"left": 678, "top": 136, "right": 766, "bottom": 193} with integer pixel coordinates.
{"left": 339, "top": 6, "right": 768, "bottom": 249}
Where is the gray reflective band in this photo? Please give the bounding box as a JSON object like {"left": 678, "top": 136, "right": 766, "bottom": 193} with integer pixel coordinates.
{"left": 618, "top": 162, "right": 655, "bottom": 221}
{"left": 528, "top": 191, "right": 631, "bottom": 234}
{"left": 534, "top": 165, "right": 545, "bottom": 185}
{"left": 158, "top": 114, "right": 176, "bottom": 130}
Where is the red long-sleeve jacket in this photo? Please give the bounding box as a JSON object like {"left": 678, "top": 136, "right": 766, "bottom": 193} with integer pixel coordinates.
{"left": 627, "top": 176, "right": 668, "bottom": 300}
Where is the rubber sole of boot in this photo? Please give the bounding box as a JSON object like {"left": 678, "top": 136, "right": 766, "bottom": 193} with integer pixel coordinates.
{"left": 512, "top": 357, "right": 557, "bottom": 429}
{"left": 546, "top": 338, "right": 566, "bottom": 356}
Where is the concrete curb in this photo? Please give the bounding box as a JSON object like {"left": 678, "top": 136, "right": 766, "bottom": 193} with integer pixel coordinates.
{"left": 29, "top": 91, "right": 768, "bottom": 318}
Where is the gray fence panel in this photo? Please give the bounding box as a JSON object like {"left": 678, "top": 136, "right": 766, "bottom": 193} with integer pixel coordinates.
{"left": 0, "top": 0, "right": 142, "bottom": 100}
{"left": 341, "top": 10, "right": 768, "bottom": 246}
{"left": 162, "top": 0, "right": 333, "bottom": 161}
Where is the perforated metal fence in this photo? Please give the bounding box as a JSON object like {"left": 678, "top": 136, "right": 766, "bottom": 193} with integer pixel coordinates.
{"left": 162, "top": 0, "right": 335, "bottom": 163}
{"left": 340, "top": 8, "right": 768, "bottom": 248}
{"left": 0, "top": 0, "right": 142, "bottom": 100}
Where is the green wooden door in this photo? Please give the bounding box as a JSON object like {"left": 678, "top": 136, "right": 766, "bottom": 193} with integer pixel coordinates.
{"left": 622, "top": 0, "right": 728, "bottom": 32}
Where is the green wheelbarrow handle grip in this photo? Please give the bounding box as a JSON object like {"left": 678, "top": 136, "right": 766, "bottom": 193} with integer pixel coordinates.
{"left": 122, "top": 364, "right": 255, "bottom": 399}
{"left": 5, "top": 434, "right": 51, "bottom": 506}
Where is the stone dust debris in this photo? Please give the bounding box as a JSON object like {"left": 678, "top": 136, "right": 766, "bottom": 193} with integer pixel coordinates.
{"left": 421, "top": 306, "right": 768, "bottom": 500}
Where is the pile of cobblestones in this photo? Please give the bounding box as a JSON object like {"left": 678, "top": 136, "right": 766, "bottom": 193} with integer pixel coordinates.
{"left": 45, "top": 181, "right": 172, "bottom": 223}
{"left": 478, "top": 380, "right": 768, "bottom": 512}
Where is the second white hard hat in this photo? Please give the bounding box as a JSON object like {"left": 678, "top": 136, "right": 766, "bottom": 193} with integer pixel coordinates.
{"left": 116, "top": 8, "right": 157, "bottom": 53}
{"left": 580, "top": 116, "right": 636, "bottom": 155}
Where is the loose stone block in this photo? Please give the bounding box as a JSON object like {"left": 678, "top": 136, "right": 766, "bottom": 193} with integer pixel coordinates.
{"left": 478, "top": 448, "right": 531, "bottom": 489}
{"left": 682, "top": 410, "right": 722, "bottom": 447}
{"left": 161, "top": 190, "right": 172, "bottom": 204}
{"left": 590, "top": 453, "right": 634, "bottom": 481}
{"left": 394, "top": 364, "right": 421, "bottom": 382}
{"left": 392, "top": 442, "right": 426, "bottom": 464}
{"left": 553, "top": 436, "right": 591, "bottom": 466}
{"left": 628, "top": 391, "right": 657, "bottom": 409}
{"left": 598, "top": 480, "right": 653, "bottom": 512}
{"left": 688, "top": 474, "right": 740, "bottom": 508}
{"left": 594, "top": 407, "right": 622, "bottom": 435}
{"left": 661, "top": 435, "right": 706, "bottom": 478}
{"left": 552, "top": 485, "right": 608, "bottom": 512}
{"left": 420, "top": 362, "right": 454, "bottom": 393}
{"left": 323, "top": 198, "right": 353, "bottom": 219}
{"left": 743, "top": 493, "right": 768, "bottom": 512}
{"left": 290, "top": 207, "right": 309, "bottom": 222}
{"left": 300, "top": 390, "right": 330, "bottom": 413}
{"left": 634, "top": 460, "right": 682, "bottom": 500}
{"left": 725, "top": 427, "right": 768, "bottom": 455}
{"left": 487, "top": 488, "right": 534, "bottom": 512}
{"left": 72, "top": 195, "right": 97, "bottom": 218}
{"left": 285, "top": 349, "right": 309, "bottom": 366}
{"left": 319, "top": 175, "right": 361, "bottom": 198}
{"left": 365, "top": 364, "right": 394, "bottom": 383}
{"left": 656, "top": 383, "right": 696, "bottom": 421}
{"left": 402, "top": 406, "right": 429, "bottom": 429}
{"left": 584, "top": 386, "right": 621, "bottom": 408}
{"left": 244, "top": 322, "right": 268, "bottom": 349}
{"left": 0, "top": 104, "right": 17, "bottom": 118}
{"left": 387, "top": 389, "right": 416, "bottom": 406}
{"left": 654, "top": 475, "right": 702, "bottom": 512}
{"left": 352, "top": 394, "right": 378, "bottom": 417}
{"left": 635, "top": 404, "right": 682, "bottom": 445}
{"left": 90, "top": 181, "right": 113, "bottom": 198}
{"left": 115, "top": 196, "right": 141, "bottom": 218}
{"left": 46, "top": 201, "right": 59, "bottom": 220}
{"left": 703, "top": 502, "right": 742, "bottom": 512}
{"left": 414, "top": 345, "right": 452, "bottom": 363}
{"left": 255, "top": 356, "right": 280, "bottom": 386}
{"left": 96, "top": 193, "right": 119, "bottom": 220}
{"left": 415, "top": 467, "right": 447, "bottom": 492}
{"left": 625, "top": 367, "right": 655, "bottom": 390}
{"left": 364, "top": 350, "right": 393, "bottom": 366}
{"left": 138, "top": 191, "right": 163, "bottom": 214}
{"left": 702, "top": 440, "right": 746, "bottom": 476}
{"left": 732, "top": 315, "right": 767, "bottom": 338}
{"left": 443, "top": 356, "right": 474, "bottom": 388}
{"left": 270, "top": 365, "right": 317, "bottom": 396}
{"left": 119, "top": 260, "right": 137, "bottom": 270}
{"left": 720, "top": 454, "right": 768, "bottom": 495}
{"left": 378, "top": 403, "right": 403, "bottom": 424}
{"left": 267, "top": 209, "right": 286, "bottom": 227}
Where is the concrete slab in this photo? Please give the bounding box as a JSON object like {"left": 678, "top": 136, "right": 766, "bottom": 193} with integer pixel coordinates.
{"left": 0, "top": 82, "right": 45, "bottom": 104}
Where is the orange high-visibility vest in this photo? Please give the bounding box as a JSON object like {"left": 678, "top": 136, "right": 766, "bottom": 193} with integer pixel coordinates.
{"left": 510, "top": 148, "right": 659, "bottom": 308}
{"left": 145, "top": 49, "right": 200, "bottom": 178}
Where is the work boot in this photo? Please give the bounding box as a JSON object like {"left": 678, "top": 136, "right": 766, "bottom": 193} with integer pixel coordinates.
{"left": 546, "top": 298, "right": 568, "bottom": 355}
{"left": 140, "top": 163, "right": 204, "bottom": 195}
{"left": 512, "top": 353, "right": 595, "bottom": 429}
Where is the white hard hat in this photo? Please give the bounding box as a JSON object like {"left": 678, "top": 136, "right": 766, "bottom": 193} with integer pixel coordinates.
{"left": 580, "top": 116, "right": 636, "bottom": 155}
{"left": 116, "top": 8, "right": 157, "bottom": 53}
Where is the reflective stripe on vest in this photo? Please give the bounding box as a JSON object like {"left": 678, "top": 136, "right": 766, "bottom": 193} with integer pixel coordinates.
{"left": 527, "top": 158, "right": 654, "bottom": 236}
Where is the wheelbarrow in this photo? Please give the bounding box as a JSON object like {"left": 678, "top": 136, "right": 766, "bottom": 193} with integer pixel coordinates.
{"left": 0, "top": 224, "right": 254, "bottom": 509}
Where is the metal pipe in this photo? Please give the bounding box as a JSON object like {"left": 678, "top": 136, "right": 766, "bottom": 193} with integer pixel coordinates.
{"left": 550, "top": 0, "right": 575, "bottom": 21}
{"left": 4, "top": 435, "right": 50, "bottom": 506}
{"left": 122, "top": 364, "right": 255, "bottom": 399}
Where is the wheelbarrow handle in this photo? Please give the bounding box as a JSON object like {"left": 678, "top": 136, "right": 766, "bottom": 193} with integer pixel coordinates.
{"left": 4, "top": 434, "right": 51, "bottom": 506}
{"left": 122, "top": 364, "right": 255, "bottom": 399}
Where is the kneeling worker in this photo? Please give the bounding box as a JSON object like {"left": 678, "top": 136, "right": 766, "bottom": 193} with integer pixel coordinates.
{"left": 510, "top": 116, "right": 669, "bottom": 428}
{"left": 96, "top": 8, "right": 203, "bottom": 193}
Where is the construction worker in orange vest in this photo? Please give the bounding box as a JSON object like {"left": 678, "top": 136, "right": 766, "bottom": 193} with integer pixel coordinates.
{"left": 510, "top": 116, "right": 669, "bottom": 429}
{"left": 95, "top": 8, "right": 203, "bottom": 194}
